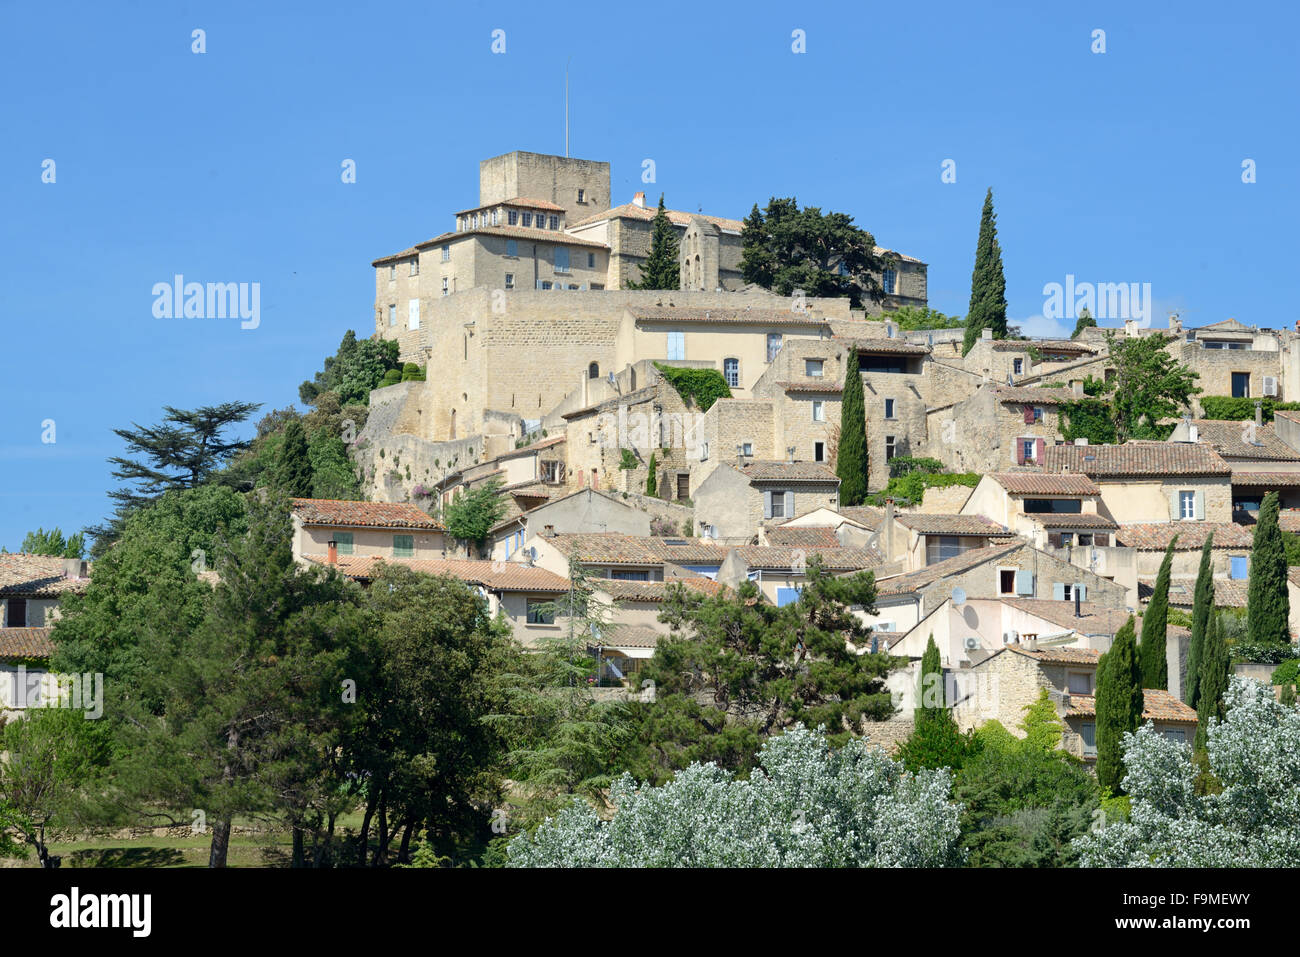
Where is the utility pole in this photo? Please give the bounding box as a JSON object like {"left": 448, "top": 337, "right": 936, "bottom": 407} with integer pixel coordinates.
{"left": 564, "top": 56, "right": 571, "bottom": 157}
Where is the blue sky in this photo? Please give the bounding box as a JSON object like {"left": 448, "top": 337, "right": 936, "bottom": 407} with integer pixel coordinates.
{"left": 2, "top": 0, "right": 1296, "bottom": 551}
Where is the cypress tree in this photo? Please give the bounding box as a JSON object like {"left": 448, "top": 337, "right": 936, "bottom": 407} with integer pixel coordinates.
{"left": 1184, "top": 532, "right": 1216, "bottom": 707}
{"left": 1071, "top": 307, "right": 1097, "bottom": 339}
{"left": 836, "top": 352, "right": 869, "bottom": 505}
{"left": 1194, "top": 611, "right": 1230, "bottom": 751}
{"left": 645, "top": 454, "right": 657, "bottom": 497}
{"left": 1247, "top": 491, "right": 1290, "bottom": 647}
{"left": 1095, "top": 615, "right": 1144, "bottom": 794}
{"left": 1139, "top": 537, "right": 1176, "bottom": 689}
{"left": 626, "top": 195, "right": 681, "bottom": 290}
{"left": 916, "top": 635, "right": 944, "bottom": 727}
{"left": 961, "top": 187, "right": 1008, "bottom": 356}
{"left": 273, "top": 420, "right": 314, "bottom": 498}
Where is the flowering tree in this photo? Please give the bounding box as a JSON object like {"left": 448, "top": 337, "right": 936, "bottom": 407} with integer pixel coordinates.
{"left": 1073, "top": 678, "right": 1300, "bottom": 867}
{"left": 507, "top": 724, "right": 963, "bottom": 867}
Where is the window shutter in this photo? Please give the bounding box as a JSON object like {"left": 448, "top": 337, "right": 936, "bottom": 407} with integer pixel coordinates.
{"left": 1077, "top": 583, "right": 1087, "bottom": 601}
{"left": 1034, "top": 438, "right": 1045, "bottom": 463}
{"left": 1023, "top": 405, "right": 1034, "bottom": 424}
{"left": 785, "top": 490, "right": 794, "bottom": 517}
{"left": 1053, "top": 582, "right": 1066, "bottom": 601}
{"left": 1015, "top": 570, "right": 1034, "bottom": 595}
{"left": 763, "top": 490, "right": 773, "bottom": 519}
{"left": 1015, "top": 441, "right": 1026, "bottom": 466}
{"left": 408, "top": 298, "right": 420, "bottom": 330}
{"left": 1048, "top": 532, "right": 1060, "bottom": 548}
{"left": 1168, "top": 489, "right": 1181, "bottom": 521}
{"left": 1194, "top": 490, "right": 1205, "bottom": 520}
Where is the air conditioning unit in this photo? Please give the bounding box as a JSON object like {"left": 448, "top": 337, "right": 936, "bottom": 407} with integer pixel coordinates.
{"left": 1263, "top": 376, "right": 1278, "bottom": 397}
{"left": 1002, "top": 630, "right": 1019, "bottom": 644}
{"left": 964, "top": 637, "right": 980, "bottom": 650}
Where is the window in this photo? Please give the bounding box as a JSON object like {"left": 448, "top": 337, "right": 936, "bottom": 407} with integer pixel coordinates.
{"left": 587, "top": 252, "right": 595, "bottom": 268}
{"left": 611, "top": 569, "right": 650, "bottom": 581}
{"left": 766, "top": 333, "right": 783, "bottom": 362}
{"left": 742, "top": 442, "right": 754, "bottom": 456}
{"left": 885, "top": 436, "right": 897, "bottom": 461}
{"left": 388, "top": 304, "right": 397, "bottom": 326}
{"left": 441, "top": 245, "right": 450, "bottom": 262}
{"left": 770, "top": 492, "right": 787, "bottom": 518}
{"left": 1230, "top": 556, "right": 1248, "bottom": 579}
{"left": 814, "top": 441, "right": 825, "bottom": 462}
{"left": 541, "top": 460, "right": 564, "bottom": 484}
{"left": 408, "top": 299, "right": 420, "bottom": 330}
{"left": 1032, "top": 406, "right": 1043, "bottom": 422}
{"left": 505, "top": 273, "right": 514, "bottom": 290}
{"left": 521, "top": 212, "right": 532, "bottom": 227}
{"left": 926, "top": 536, "right": 966, "bottom": 565}
{"left": 1232, "top": 372, "right": 1250, "bottom": 398}
{"left": 1013, "top": 358, "right": 1023, "bottom": 375}
{"left": 1022, "top": 439, "right": 1036, "bottom": 463}
{"left": 812, "top": 400, "right": 825, "bottom": 422}
{"left": 555, "top": 248, "right": 570, "bottom": 273}
{"left": 588, "top": 362, "right": 600, "bottom": 379}
{"left": 677, "top": 474, "right": 690, "bottom": 500}
{"left": 507, "top": 210, "right": 518, "bottom": 226}
{"left": 540, "top": 281, "right": 552, "bottom": 290}
{"left": 1024, "top": 498, "right": 1082, "bottom": 513}
{"left": 506, "top": 239, "right": 518, "bottom": 257}
{"left": 1081, "top": 722, "right": 1096, "bottom": 755}
{"left": 666, "top": 331, "right": 685, "bottom": 360}
{"left": 393, "top": 534, "right": 414, "bottom": 558}
{"left": 724, "top": 358, "right": 740, "bottom": 387}
{"left": 805, "top": 359, "right": 824, "bottom": 377}
{"left": 527, "top": 600, "right": 555, "bottom": 625}
{"left": 491, "top": 209, "right": 499, "bottom": 226}
{"left": 858, "top": 353, "right": 915, "bottom": 374}
{"left": 1077, "top": 533, "right": 1094, "bottom": 547}
{"left": 334, "top": 533, "right": 354, "bottom": 556}
{"left": 441, "top": 277, "right": 449, "bottom": 296}
{"left": 409, "top": 259, "right": 419, "bottom": 276}
{"left": 1163, "top": 729, "right": 1187, "bottom": 744}
{"left": 700, "top": 442, "right": 709, "bottom": 461}
{"left": 1068, "top": 672, "right": 1094, "bottom": 695}
{"left": 1179, "top": 490, "right": 1196, "bottom": 520}
{"left": 549, "top": 215, "right": 559, "bottom": 230}
{"left": 388, "top": 264, "right": 396, "bottom": 281}
{"left": 6, "top": 598, "right": 27, "bottom": 628}
{"left": 999, "top": 569, "right": 1016, "bottom": 595}
{"left": 884, "top": 398, "right": 895, "bottom": 419}
{"left": 776, "top": 587, "right": 802, "bottom": 607}
{"left": 882, "top": 268, "right": 896, "bottom": 294}
{"left": 577, "top": 188, "right": 585, "bottom": 203}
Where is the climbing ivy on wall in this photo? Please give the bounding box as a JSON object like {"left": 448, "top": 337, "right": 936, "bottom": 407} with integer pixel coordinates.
{"left": 652, "top": 363, "right": 732, "bottom": 412}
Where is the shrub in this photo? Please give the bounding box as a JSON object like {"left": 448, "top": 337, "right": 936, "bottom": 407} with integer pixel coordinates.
{"left": 652, "top": 364, "right": 732, "bottom": 412}
{"left": 380, "top": 369, "right": 402, "bottom": 388}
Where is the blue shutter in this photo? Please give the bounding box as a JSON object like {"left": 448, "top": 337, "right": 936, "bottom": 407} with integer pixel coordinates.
{"left": 1053, "top": 582, "right": 1066, "bottom": 601}
{"left": 763, "top": 490, "right": 773, "bottom": 519}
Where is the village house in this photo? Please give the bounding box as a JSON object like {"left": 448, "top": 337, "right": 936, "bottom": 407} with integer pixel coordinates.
{"left": 693, "top": 459, "right": 841, "bottom": 542}
{"left": 0, "top": 554, "right": 93, "bottom": 715}
{"left": 928, "top": 384, "right": 1077, "bottom": 474}
{"left": 715, "top": 544, "right": 881, "bottom": 606}
{"left": 290, "top": 498, "right": 448, "bottom": 564}
{"left": 486, "top": 487, "right": 651, "bottom": 563}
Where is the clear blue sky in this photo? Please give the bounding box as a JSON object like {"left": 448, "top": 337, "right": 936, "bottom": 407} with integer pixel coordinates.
{"left": 2, "top": 0, "right": 1296, "bottom": 551}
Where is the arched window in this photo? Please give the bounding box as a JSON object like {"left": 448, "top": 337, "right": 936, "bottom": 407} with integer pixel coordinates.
{"left": 723, "top": 358, "right": 740, "bottom": 388}
{"left": 588, "top": 362, "right": 600, "bottom": 379}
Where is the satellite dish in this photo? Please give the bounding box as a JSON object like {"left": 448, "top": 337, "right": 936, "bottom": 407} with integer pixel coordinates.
{"left": 951, "top": 587, "right": 967, "bottom": 607}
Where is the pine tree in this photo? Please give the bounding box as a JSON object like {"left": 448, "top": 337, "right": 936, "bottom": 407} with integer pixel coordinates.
{"left": 1247, "top": 491, "right": 1291, "bottom": 647}
{"left": 1184, "top": 532, "right": 1216, "bottom": 707}
{"left": 1139, "top": 537, "right": 1176, "bottom": 689}
{"left": 961, "top": 188, "right": 1008, "bottom": 356}
{"left": 837, "top": 353, "right": 869, "bottom": 505}
{"left": 272, "top": 420, "right": 314, "bottom": 498}
{"left": 1095, "top": 616, "right": 1144, "bottom": 794}
{"left": 626, "top": 195, "right": 680, "bottom": 290}
{"left": 645, "top": 454, "right": 657, "bottom": 497}
{"left": 1194, "top": 611, "right": 1230, "bottom": 751}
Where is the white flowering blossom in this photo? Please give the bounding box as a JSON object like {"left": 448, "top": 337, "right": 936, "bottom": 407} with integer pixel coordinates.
{"left": 507, "top": 724, "right": 963, "bottom": 867}
{"left": 1074, "top": 677, "right": 1300, "bottom": 867}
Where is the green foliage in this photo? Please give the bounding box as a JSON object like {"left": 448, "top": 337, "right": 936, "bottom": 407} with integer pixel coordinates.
{"left": 915, "top": 635, "right": 944, "bottom": 726}
{"left": 884, "top": 306, "right": 964, "bottom": 330}
{"left": 652, "top": 363, "right": 732, "bottom": 412}
{"left": 895, "top": 714, "right": 980, "bottom": 774}
{"left": 1197, "top": 396, "right": 1300, "bottom": 422}
{"left": 837, "top": 357, "right": 869, "bottom": 505}
{"left": 379, "top": 368, "right": 402, "bottom": 388}
{"left": 271, "top": 419, "right": 314, "bottom": 498}
{"left": 19, "top": 527, "right": 85, "bottom": 558}
{"left": 962, "top": 188, "right": 1008, "bottom": 355}
{"left": 866, "top": 471, "right": 980, "bottom": 507}
{"left": 626, "top": 195, "right": 680, "bottom": 290}
{"left": 645, "top": 454, "right": 657, "bottom": 496}
{"left": 1071, "top": 307, "right": 1097, "bottom": 338}
{"left": 401, "top": 362, "right": 425, "bottom": 382}
{"left": 1061, "top": 332, "right": 1200, "bottom": 444}
{"left": 887, "top": 456, "right": 946, "bottom": 479}
{"left": 1058, "top": 396, "right": 1118, "bottom": 444}
{"left": 1185, "top": 532, "right": 1215, "bottom": 707}
{"left": 1247, "top": 492, "right": 1291, "bottom": 647}
{"left": 1139, "top": 538, "right": 1176, "bottom": 689}
{"left": 618, "top": 448, "right": 638, "bottom": 470}
{"left": 1020, "top": 687, "right": 1067, "bottom": 754}
{"left": 1195, "top": 611, "right": 1231, "bottom": 751}
{"left": 307, "top": 428, "right": 362, "bottom": 500}
{"left": 739, "top": 197, "right": 890, "bottom": 307}
{"left": 1270, "top": 659, "right": 1300, "bottom": 687}
{"left": 1095, "top": 615, "right": 1143, "bottom": 795}
{"left": 442, "top": 479, "right": 507, "bottom": 548}
{"left": 299, "top": 330, "right": 401, "bottom": 406}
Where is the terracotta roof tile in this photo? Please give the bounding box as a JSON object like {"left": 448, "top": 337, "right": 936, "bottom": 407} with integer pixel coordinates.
{"left": 414, "top": 225, "right": 609, "bottom": 250}
{"left": 593, "top": 624, "right": 663, "bottom": 650}
{"left": 1007, "top": 644, "right": 1102, "bottom": 666}
{"left": 993, "top": 386, "right": 1078, "bottom": 405}
{"left": 732, "top": 545, "right": 881, "bottom": 572}
{"left": 593, "top": 577, "right": 726, "bottom": 602}
{"left": 303, "top": 555, "right": 569, "bottom": 592}
{"left": 292, "top": 499, "right": 445, "bottom": 530}
{"left": 1031, "top": 513, "right": 1119, "bottom": 529}
{"left": 1066, "top": 689, "right": 1197, "bottom": 723}
{"left": 765, "top": 526, "right": 842, "bottom": 548}
{"left": 1140, "top": 577, "right": 1249, "bottom": 608}
{"left": 0, "top": 627, "right": 56, "bottom": 658}
{"left": 545, "top": 533, "right": 666, "bottom": 565}
{"left": 741, "top": 460, "right": 839, "bottom": 483}
{"left": 874, "top": 542, "right": 1024, "bottom": 595}
{"left": 568, "top": 202, "right": 744, "bottom": 233}
{"left": 1042, "top": 442, "right": 1232, "bottom": 477}
{"left": 991, "top": 340, "right": 1095, "bottom": 353}
{"left": 893, "top": 513, "right": 1015, "bottom": 536}
{"left": 1115, "top": 522, "right": 1253, "bottom": 549}
{"left": 837, "top": 337, "right": 930, "bottom": 355}
{"left": 0, "top": 554, "right": 92, "bottom": 597}
{"left": 456, "top": 196, "right": 566, "bottom": 215}
{"left": 1230, "top": 471, "right": 1300, "bottom": 486}
{"left": 775, "top": 381, "right": 844, "bottom": 394}
{"left": 990, "top": 472, "right": 1101, "bottom": 496}
{"left": 836, "top": 506, "right": 885, "bottom": 530}
{"left": 1183, "top": 421, "right": 1300, "bottom": 461}
{"left": 1000, "top": 599, "right": 1133, "bottom": 636}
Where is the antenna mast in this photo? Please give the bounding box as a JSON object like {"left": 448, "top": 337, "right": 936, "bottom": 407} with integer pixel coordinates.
{"left": 565, "top": 56, "right": 571, "bottom": 157}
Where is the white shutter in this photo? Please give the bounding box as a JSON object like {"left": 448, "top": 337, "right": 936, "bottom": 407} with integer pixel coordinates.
{"left": 1194, "top": 490, "right": 1205, "bottom": 520}
{"left": 1076, "top": 583, "right": 1088, "bottom": 601}
{"left": 1053, "top": 582, "right": 1066, "bottom": 601}
{"left": 1264, "top": 376, "right": 1278, "bottom": 396}
{"left": 1168, "top": 489, "right": 1182, "bottom": 521}
{"left": 785, "top": 490, "right": 795, "bottom": 517}
{"left": 763, "top": 490, "right": 773, "bottom": 519}
{"left": 408, "top": 299, "right": 420, "bottom": 330}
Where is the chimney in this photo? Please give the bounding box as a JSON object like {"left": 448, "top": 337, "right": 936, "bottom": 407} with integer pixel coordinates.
{"left": 1255, "top": 401, "right": 1263, "bottom": 427}
{"left": 981, "top": 328, "right": 993, "bottom": 341}
{"left": 62, "top": 557, "right": 84, "bottom": 580}
{"left": 1124, "top": 318, "right": 1138, "bottom": 337}
{"left": 1074, "top": 587, "right": 1081, "bottom": 618}
{"left": 327, "top": 539, "right": 338, "bottom": 565}
{"left": 543, "top": 524, "right": 556, "bottom": 538}
{"left": 1169, "top": 313, "right": 1182, "bottom": 334}
{"left": 736, "top": 445, "right": 746, "bottom": 468}
{"left": 632, "top": 191, "right": 646, "bottom": 208}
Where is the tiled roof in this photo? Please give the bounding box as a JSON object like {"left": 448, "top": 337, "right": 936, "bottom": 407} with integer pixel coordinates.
{"left": 875, "top": 542, "right": 1024, "bottom": 596}
{"left": 414, "top": 225, "right": 610, "bottom": 251}
{"left": 303, "top": 555, "right": 570, "bottom": 592}
{"left": 991, "top": 472, "right": 1101, "bottom": 496}
{"left": 594, "top": 624, "right": 663, "bottom": 650}
{"left": 1000, "top": 599, "right": 1134, "bottom": 636}
{"left": 292, "top": 499, "right": 445, "bottom": 530}
{"left": 0, "top": 554, "right": 92, "bottom": 597}
{"left": 371, "top": 246, "right": 420, "bottom": 266}
{"left": 1007, "top": 644, "right": 1101, "bottom": 666}
{"left": 649, "top": 538, "right": 732, "bottom": 564}
{"left": 568, "top": 202, "right": 745, "bottom": 233}
{"left": 456, "top": 196, "right": 566, "bottom": 215}
{"left": 1275, "top": 410, "right": 1300, "bottom": 426}
{"left": 545, "top": 533, "right": 666, "bottom": 566}
{"left": 1140, "top": 577, "right": 1249, "bottom": 608}
{"left": 731, "top": 545, "right": 881, "bottom": 572}
{"left": 765, "top": 525, "right": 842, "bottom": 548}
{"left": 1230, "top": 470, "right": 1300, "bottom": 487}
{"left": 837, "top": 337, "right": 930, "bottom": 355}
{"left": 1115, "top": 522, "right": 1253, "bottom": 549}
{"left": 593, "top": 577, "right": 726, "bottom": 602}
{"left": 0, "top": 627, "right": 56, "bottom": 659}
{"left": 991, "top": 340, "right": 1094, "bottom": 353}
{"left": 497, "top": 435, "right": 567, "bottom": 460}
{"left": 1066, "top": 689, "right": 1197, "bottom": 723}
{"left": 775, "top": 381, "right": 844, "bottom": 394}
{"left": 1185, "top": 420, "right": 1300, "bottom": 461}
{"left": 1032, "top": 512, "right": 1119, "bottom": 529}
{"left": 836, "top": 506, "right": 885, "bottom": 530}
{"left": 1042, "top": 442, "right": 1232, "bottom": 477}
{"left": 741, "top": 460, "right": 839, "bottom": 483}
{"left": 631, "top": 306, "right": 829, "bottom": 326}
{"left": 893, "top": 513, "right": 1015, "bottom": 537}
{"left": 993, "top": 386, "right": 1078, "bottom": 405}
